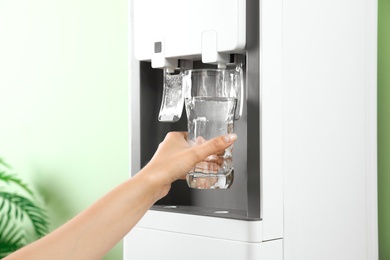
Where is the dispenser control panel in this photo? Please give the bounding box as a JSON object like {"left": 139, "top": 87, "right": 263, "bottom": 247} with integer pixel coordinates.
{"left": 133, "top": 0, "right": 246, "bottom": 68}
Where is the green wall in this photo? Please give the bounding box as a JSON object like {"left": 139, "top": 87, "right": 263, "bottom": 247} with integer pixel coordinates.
{"left": 378, "top": 0, "right": 390, "bottom": 259}
{"left": 0, "top": 0, "right": 128, "bottom": 259}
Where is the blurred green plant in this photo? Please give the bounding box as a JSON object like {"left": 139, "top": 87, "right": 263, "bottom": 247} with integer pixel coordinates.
{"left": 0, "top": 158, "right": 49, "bottom": 258}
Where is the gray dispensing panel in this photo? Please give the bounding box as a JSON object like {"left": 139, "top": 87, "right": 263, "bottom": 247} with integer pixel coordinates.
{"left": 131, "top": 0, "right": 260, "bottom": 221}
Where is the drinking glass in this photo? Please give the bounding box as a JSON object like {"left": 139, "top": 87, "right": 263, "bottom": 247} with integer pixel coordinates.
{"left": 183, "top": 68, "right": 242, "bottom": 189}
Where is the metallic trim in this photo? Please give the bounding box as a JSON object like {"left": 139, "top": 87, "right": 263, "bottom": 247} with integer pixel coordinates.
{"left": 246, "top": 0, "right": 261, "bottom": 219}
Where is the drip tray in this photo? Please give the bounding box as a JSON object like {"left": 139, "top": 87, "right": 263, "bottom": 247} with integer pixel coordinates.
{"left": 151, "top": 205, "right": 260, "bottom": 221}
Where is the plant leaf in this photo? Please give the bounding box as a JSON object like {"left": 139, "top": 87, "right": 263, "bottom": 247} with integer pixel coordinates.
{"left": 0, "top": 222, "right": 25, "bottom": 245}
{"left": 0, "top": 192, "right": 49, "bottom": 238}
{"left": 0, "top": 214, "right": 25, "bottom": 256}
{"left": 0, "top": 244, "right": 22, "bottom": 259}
{"left": 0, "top": 171, "right": 33, "bottom": 196}
{"left": 0, "top": 158, "right": 12, "bottom": 169}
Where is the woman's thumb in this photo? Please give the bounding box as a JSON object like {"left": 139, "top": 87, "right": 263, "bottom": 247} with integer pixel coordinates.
{"left": 189, "top": 133, "right": 237, "bottom": 163}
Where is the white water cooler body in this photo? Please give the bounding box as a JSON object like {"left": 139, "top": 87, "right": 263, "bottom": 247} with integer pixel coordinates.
{"left": 125, "top": 0, "right": 378, "bottom": 259}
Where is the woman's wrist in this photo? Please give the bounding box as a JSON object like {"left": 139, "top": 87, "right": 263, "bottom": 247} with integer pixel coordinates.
{"left": 135, "top": 165, "right": 172, "bottom": 202}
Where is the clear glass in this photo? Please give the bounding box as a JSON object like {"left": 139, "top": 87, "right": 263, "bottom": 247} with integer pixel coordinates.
{"left": 184, "top": 68, "right": 242, "bottom": 189}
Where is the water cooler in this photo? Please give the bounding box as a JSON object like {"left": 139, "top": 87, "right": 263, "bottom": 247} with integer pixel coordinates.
{"left": 124, "top": 0, "right": 378, "bottom": 259}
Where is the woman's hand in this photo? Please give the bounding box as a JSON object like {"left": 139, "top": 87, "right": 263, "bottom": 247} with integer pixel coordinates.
{"left": 139, "top": 132, "right": 237, "bottom": 200}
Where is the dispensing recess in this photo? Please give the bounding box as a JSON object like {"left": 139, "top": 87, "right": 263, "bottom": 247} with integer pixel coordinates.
{"left": 131, "top": 0, "right": 261, "bottom": 220}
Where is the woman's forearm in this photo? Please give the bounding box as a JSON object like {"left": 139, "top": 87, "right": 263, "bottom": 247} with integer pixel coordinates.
{"left": 5, "top": 132, "right": 237, "bottom": 259}
{"left": 6, "top": 168, "right": 165, "bottom": 260}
